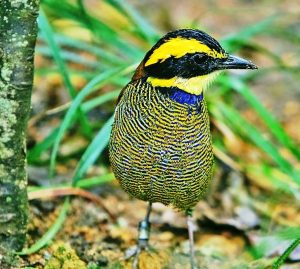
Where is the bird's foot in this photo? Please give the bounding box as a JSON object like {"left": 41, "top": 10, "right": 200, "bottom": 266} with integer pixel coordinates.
{"left": 124, "top": 239, "right": 149, "bottom": 259}
{"left": 124, "top": 245, "right": 140, "bottom": 260}
{"left": 124, "top": 242, "right": 149, "bottom": 269}
{"left": 125, "top": 219, "right": 151, "bottom": 269}
{"left": 124, "top": 243, "right": 170, "bottom": 269}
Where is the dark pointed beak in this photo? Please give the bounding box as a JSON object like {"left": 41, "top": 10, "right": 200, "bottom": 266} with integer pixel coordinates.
{"left": 217, "top": 54, "right": 258, "bottom": 70}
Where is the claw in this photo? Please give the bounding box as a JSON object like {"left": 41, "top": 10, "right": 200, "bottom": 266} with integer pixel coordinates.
{"left": 132, "top": 247, "right": 141, "bottom": 269}
{"left": 125, "top": 244, "right": 149, "bottom": 269}
{"left": 124, "top": 245, "right": 139, "bottom": 260}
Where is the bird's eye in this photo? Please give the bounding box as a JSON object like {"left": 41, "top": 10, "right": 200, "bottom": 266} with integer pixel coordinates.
{"left": 192, "top": 53, "right": 207, "bottom": 64}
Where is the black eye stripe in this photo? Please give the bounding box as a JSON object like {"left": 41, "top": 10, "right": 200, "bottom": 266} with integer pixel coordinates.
{"left": 144, "top": 53, "right": 216, "bottom": 79}
{"left": 192, "top": 53, "right": 208, "bottom": 64}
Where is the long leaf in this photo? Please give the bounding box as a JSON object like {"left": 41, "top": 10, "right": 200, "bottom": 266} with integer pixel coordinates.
{"left": 49, "top": 67, "right": 125, "bottom": 176}
{"left": 28, "top": 173, "right": 115, "bottom": 192}
{"left": 42, "top": 0, "right": 142, "bottom": 59}
{"left": 106, "top": 0, "right": 159, "bottom": 43}
{"left": 220, "top": 76, "right": 300, "bottom": 161}
{"left": 18, "top": 199, "right": 70, "bottom": 255}
{"left": 273, "top": 238, "right": 300, "bottom": 269}
{"left": 48, "top": 34, "right": 125, "bottom": 64}
{"left": 72, "top": 116, "right": 114, "bottom": 184}
{"left": 28, "top": 127, "right": 59, "bottom": 163}
{"left": 221, "top": 15, "right": 277, "bottom": 52}
{"left": 213, "top": 104, "right": 300, "bottom": 183}
{"left": 36, "top": 45, "right": 101, "bottom": 69}
{"left": 28, "top": 90, "right": 121, "bottom": 163}
{"left": 81, "top": 89, "right": 120, "bottom": 112}
{"left": 38, "top": 10, "right": 92, "bottom": 137}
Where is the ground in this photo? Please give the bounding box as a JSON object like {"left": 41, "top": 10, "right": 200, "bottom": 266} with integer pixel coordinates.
{"left": 14, "top": 169, "right": 299, "bottom": 269}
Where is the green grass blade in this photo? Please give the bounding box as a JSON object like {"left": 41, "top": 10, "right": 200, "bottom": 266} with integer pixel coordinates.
{"left": 247, "top": 164, "right": 299, "bottom": 196}
{"left": 106, "top": 0, "right": 159, "bottom": 43}
{"left": 75, "top": 173, "right": 115, "bottom": 188}
{"left": 23, "top": 174, "right": 115, "bottom": 254}
{"left": 35, "top": 66, "right": 96, "bottom": 79}
{"left": 220, "top": 76, "right": 300, "bottom": 161}
{"left": 38, "top": 10, "right": 92, "bottom": 137}
{"left": 17, "top": 199, "right": 70, "bottom": 255}
{"left": 36, "top": 45, "right": 101, "bottom": 69}
{"left": 275, "top": 227, "right": 300, "bottom": 241}
{"left": 47, "top": 34, "right": 126, "bottom": 65}
{"left": 82, "top": 90, "right": 120, "bottom": 112}
{"left": 76, "top": 0, "right": 95, "bottom": 34}
{"left": 272, "top": 238, "right": 300, "bottom": 269}
{"left": 28, "top": 128, "right": 59, "bottom": 163}
{"left": 42, "top": 0, "right": 142, "bottom": 59}
{"left": 49, "top": 67, "right": 125, "bottom": 176}
{"left": 28, "top": 173, "right": 115, "bottom": 192}
{"left": 221, "top": 15, "right": 277, "bottom": 52}
{"left": 38, "top": 10, "right": 76, "bottom": 98}
{"left": 28, "top": 89, "right": 121, "bottom": 164}
{"left": 213, "top": 104, "right": 300, "bottom": 183}
{"left": 72, "top": 116, "right": 114, "bottom": 184}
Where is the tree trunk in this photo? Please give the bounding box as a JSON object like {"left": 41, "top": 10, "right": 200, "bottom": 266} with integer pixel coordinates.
{"left": 0, "top": 0, "right": 39, "bottom": 252}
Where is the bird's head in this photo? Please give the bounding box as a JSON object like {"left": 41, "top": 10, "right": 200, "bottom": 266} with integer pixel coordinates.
{"left": 133, "top": 29, "right": 257, "bottom": 97}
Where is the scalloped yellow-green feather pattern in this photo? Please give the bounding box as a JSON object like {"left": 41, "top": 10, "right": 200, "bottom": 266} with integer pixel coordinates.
{"left": 109, "top": 80, "right": 214, "bottom": 211}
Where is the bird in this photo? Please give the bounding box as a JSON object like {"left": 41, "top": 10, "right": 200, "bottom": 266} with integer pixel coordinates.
{"left": 109, "top": 29, "right": 257, "bottom": 268}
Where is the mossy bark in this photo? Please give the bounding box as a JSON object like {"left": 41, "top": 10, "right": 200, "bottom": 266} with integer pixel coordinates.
{"left": 0, "top": 0, "right": 39, "bottom": 252}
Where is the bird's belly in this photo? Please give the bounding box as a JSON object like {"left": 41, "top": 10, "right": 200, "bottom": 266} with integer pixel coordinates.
{"left": 110, "top": 100, "right": 214, "bottom": 211}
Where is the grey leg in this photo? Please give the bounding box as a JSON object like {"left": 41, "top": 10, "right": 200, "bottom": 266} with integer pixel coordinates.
{"left": 132, "top": 202, "right": 152, "bottom": 269}
{"left": 138, "top": 201, "right": 152, "bottom": 247}
{"left": 187, "top": 213, "right": 195, "bottom": 269}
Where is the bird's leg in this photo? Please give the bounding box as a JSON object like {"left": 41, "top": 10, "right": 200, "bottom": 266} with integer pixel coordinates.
{"left": 138, "top": 201, "right": 152, "bottom": 248}
{"left": 130, "top": 202, "right": 152, "bottom": 268}
{"left": 186, "top": 209, "right": 196, "bottom": 269}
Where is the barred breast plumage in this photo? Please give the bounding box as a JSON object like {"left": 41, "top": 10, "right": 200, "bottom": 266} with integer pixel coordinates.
{"left": 109, "top": 79, "right": 214, "bottom": 211}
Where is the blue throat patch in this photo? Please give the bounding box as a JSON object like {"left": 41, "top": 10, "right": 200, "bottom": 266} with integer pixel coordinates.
{"left": 168, "top": 87, "right": 203, "bottom": 105}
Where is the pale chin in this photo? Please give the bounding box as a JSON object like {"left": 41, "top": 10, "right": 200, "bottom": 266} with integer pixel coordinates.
{"left": 201, "top": 71, "right": 222, "bottom": 92}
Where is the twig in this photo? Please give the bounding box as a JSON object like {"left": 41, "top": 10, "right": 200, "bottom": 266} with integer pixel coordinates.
{"left": 28, "top": 186, "right": 116, "bottom": 222}
{"left": 28, "top": 102, "right": 71, "bottom": 127}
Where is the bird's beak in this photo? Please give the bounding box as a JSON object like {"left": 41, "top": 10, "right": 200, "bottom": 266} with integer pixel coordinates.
{"left": 217, "top": 54, "right": 258, "bottom": 70}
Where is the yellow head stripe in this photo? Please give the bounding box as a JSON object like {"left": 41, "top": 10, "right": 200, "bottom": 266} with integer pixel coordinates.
{"left": 147, "top": 72, "right": 220, "bottom": 95}
{"left": 145, "top": 37, "right": 226, "bottom": 67}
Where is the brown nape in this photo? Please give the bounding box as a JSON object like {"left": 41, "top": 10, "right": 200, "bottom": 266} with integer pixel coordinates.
{"left": 132, "top": 60, "right": 146, "bottom": 80}
{"left": 117, "top": 61, "right": 146, "bottom": 104}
